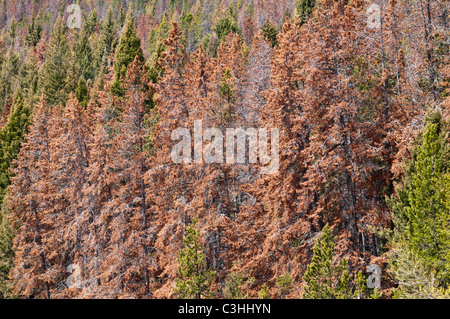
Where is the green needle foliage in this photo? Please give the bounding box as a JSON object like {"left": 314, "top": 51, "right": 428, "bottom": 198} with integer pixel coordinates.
{"left": 38, "top": 15, "right": 70, "bottom": 106}
{"left": 302, "top": 224, "right": 353, "bottom": 299}
{"left": 387, "top": 111, "right": 450, "bottom": 294}
{"left": 175, "top": 217, "right": 216, "bottom": 299}
{"left": 276, "top": 272, "right": 294, "bottom": 298}
{"left": 0, "top": 91, "right": 30, "bottom": 299}
{"left": 261, "top": 19, "right": 279, "bottom": 48}
{"left": 295, "top": 0, "right": 316, "bottom": 25}
{"left": 0, "top": 91, "right": 31, "bottom": 206}
{"left": 213, "top": 7, "right": 240, "bottom": 43}
{"left": 111, "top": 10, "right": 144, "bottom": 97}
{"left": 0, "top": 193, "right": 14, "bottom": 299}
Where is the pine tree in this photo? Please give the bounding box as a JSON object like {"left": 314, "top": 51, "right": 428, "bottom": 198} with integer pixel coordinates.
{"left": 74, "top": 16, "right": 95, "bottom": 82}
{"left": 111, "top": 11, "right": 144, "bottom": 97}
{"left": 175, "top": 217, "right": 216, "bottom": 299}
{"left": 214, "top": 8, "right": 240, "bottom": 43}
{"left": 101, "top": 56, "right": 155, "bottom": 297}
{"left": 387, "top": 111, "right": 450, "bottom": 288}
{"left": 25, "top": 14, "right": 43, "bottom": 47}
{"left": 179, "top": 8, "right": 202, "bottom": 55}
{"left": 38, "top": 15, "right": 70, "bottom": 106}
{"left": 261, "top": 19, "right": 278, "bottom": 48}
{"left": 0, "top": 91, "right": 31, "bottom": 207}
{"left": 302, "top": 224, "right": 353, "bottom": 299}
{"left": 0, "top": 50, "right": 19, "bottom": 113}
{"left": 295, "top": 0, "right": 316, "bottom": 25}
{"left": 94, "top": 7, "right": 119, "bottom": 75}
{"left": 75, "top": 77, "right": 89, "bottom": 108}
{"left": 0, "top": 192, "right": 14, "bottom": 298}
{"left": 45, "top": 93, "right": 93, "bottom": 298}
{"left": 9, "top": 97, "right": 54, "bottom": 298}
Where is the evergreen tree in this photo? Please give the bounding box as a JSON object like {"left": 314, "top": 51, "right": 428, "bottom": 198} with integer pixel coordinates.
{"left": 175, "top": 217, "right": 216, "bottom": 299}
{"left": 214, "top": 8, "right": 240, "bottom": 43}
{"left": 261, "top": 19, "right": 279, "bottom": 48}
{"left": 95, "top": 7, "right": 119, "bottom": 75}
{"left": 223, "top": 272, "right": 245, "bottom": 299}
{"left": 85, "top": 9, "right": 98, "bottom": 35}
{"left": 75, "top": 77, "right": 89, "bottom": 108}
{"left": 295, "top": 0, "right": 316, "bottom": 25}
{"left": 38, "top": 16, "right": 70, "bottom": 106}
{"left": 0, "top": 50, "right": 19, "bottom": 113}
{"left": 387, "top": 111, "right": 450, "bottom": 289}
{"left": 111, "top": 11, "right": 144, "bottom": 97}
{"left": 0, "top": 192, "right": 14, "bottom": 299}
{"left": 25, "top": 14, "right": 43, "bottom": 47}
{"left": 100, "top": 57, "right": 155, "bottom": 297}
{"left": 0, "top": 91, "right": 31, "bottom": 207}
{"left": 9, "top": 97, "right": 53, "bottom": 299}
{"left": 179, "top": 9, "right": 202, "bottom": 54}
{"left": 17, "top": 50, "right": 39, "bottom": 105}
{"left": 74, "top": 16, "right": 95, "bottom": 82}
{"left": 302, "top": 224, "right": 353, "bottom": 299}
{"left": 205, "top": 6, "right": 240, "bottom": 57}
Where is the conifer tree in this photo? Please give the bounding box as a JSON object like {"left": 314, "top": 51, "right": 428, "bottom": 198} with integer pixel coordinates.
{"left": 175, "top": 217, "right": 216, "bottom": 299}
{"left": 302, "top": 224, "right": 353, "bottom": 299}
{"left": 0, "top": 193, "right": 14, "bottom": 298}
{"left": 214, "top": 8, "right": 240, "bottom": 43}
{"left": 0, "top": 91, "right": 31, "bottom": 207}
{"left": 25, "top": 14, "right": 43, "bottom": 47}
{"left": 261, "top": 19, "right": 278, "bottom": 48}
{"left": 388, "top": 111, "right": 450, "bottom": 288}
{"left": 17, "top": 50, "right": 39, "bottom": 105}
{"left": 38, "top": 16, "right": 70, "bottom": 106}
{"left": 9, "top": 97, "right": 54, "bottom": 298}
{"left": 179, "top": 9, "right": 202, "bottom": 54}
{"left": 45, "top": 93, "right": 93, "bottom": 298}
{"left": 295, "top": 0, "right": 316, "bottom": 25}
{"left": 111, "top": 11, "right": 144, "bottom": 97}
{"left": 94, "top": 7, "right": 119, "bottom": 75}
{"left": 74, "top": 16, "right": 96, "bottom": 82}
{"left": 0, "top": 50, "right": 19, "bottom": 113}
{"left": 102, "top": 56, "right": 155, "bottom": 297}
{"left": 75, "top": 77, "right": 89, "bottom": 108}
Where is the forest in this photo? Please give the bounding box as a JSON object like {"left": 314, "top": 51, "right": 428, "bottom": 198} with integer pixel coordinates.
{"left": 0, "top": 0, "right": 449, "bottom": 299}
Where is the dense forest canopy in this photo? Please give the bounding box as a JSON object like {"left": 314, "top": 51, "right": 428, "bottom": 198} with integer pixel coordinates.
{"left": 0, "top": 0, "right": 449, "bottom": 299}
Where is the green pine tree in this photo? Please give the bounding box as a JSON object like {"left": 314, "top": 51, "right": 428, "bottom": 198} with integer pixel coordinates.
{"left": 0, "top": 50, "right": 19, "bottom": 113}
{"left": 75, "top": 77, "right": 89, "bottom": 108}
{"left": 111, "top": 10, "right": 144, "bottom": 97}
{"left": 387, "top": 110, "right": 450, "bottom": 291}
{"left": 295, "top": 0, "right": 316, "bottom": 25}
{"left": 38, "top": 15, "right": 70, "bottom": 106}
{"left": 179, "top": 8, "right": 202, "bottom": 54}
{"left": 214, "top": 7, "right": 240, "bottom": 42}
{"left": 204, "top": 6, "right": 240, "bottom": 57}
{"left": 0, "top": 91, "right": 30, "bottom": 299}
{"left": 74, "top": 14, "right": 96, "bottom": 82}
{"left": 94, "top": 7, "right": 119, "bottom": 75}
{"left": 276, "top": 272, "right": 294, "bottom": 298}
{"left": 261, "top": 19, "right": 279, "bottom": 48}
{"left": 0, "top": 193, "right": 14, "bottom": 299}
{"left": 175, "top": 217, "right": 216, "bottom": 299}
{"left": 0, "top": 91, "right": 31, "bottom": 207}
{"left": 302, "top": 224, "right": 353, "bottom": 299}
{"left": 25, "top": 14, "right": 43, "bottom": 47}
{"left": 17, "top": 50, "right": 39, "bottom": 105}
